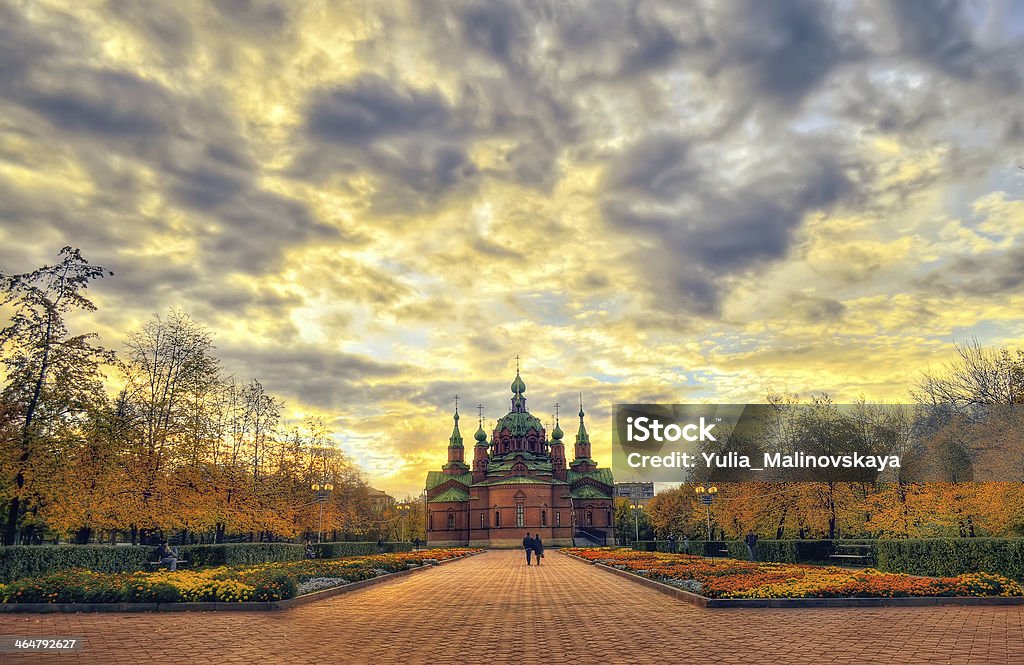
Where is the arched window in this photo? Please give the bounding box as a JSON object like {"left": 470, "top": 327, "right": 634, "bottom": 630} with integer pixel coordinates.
{"left": 495, "top": 511, "right": 501, "bottom": 528}
{"left": 516, "top": 505, "right": 524, "bottom": 527}
{"left": 447, "top": 513, "right": 455, "bottom": 530}
{"left": 586, "top": 511, "right": 593, "bottom": 527}
{"left": 541, "top": 510, "right": 547, "bottom": 527}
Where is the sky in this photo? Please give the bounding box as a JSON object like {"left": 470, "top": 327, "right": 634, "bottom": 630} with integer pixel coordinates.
{"left": 2, "top": 0, "right": 1024, "bottom": 499}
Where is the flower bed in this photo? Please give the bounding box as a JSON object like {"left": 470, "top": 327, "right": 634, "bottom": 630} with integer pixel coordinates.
{"left": 565, "top": 548, "right": 1023, "bottom": 599}
{"left": 0, "top": 548, "right": 480, "bottom": 604}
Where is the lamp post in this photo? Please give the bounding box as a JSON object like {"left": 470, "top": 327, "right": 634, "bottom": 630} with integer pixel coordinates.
{"left": 629, "top": 502, "right": 642, "bottom": 545}
{"left": 466, "top": 496, "right": 480, "bottom": 546}
{"left": 421, "top": 489, "right": 428, "bottom": 547}
{"left": 311, "top": 482, "right": 334, "bottom": 544}
{"left": 694, "top": 484, "right": 718, "bottom": 541}
{"left": 396, "top": 503, "right": 411, "bottom": 542}
{"left": 560, "top": 494, "right": 576, "bottom": 547}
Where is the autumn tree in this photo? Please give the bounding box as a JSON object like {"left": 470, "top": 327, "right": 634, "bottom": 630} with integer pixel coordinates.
{"left": 117, "top": 310, "right": 219, "bottom": 540}
{"left": 0, "top": 247, "right": 112, "bottom": 545}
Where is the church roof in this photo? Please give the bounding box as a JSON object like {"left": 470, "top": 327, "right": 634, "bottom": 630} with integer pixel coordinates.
{"left": 487, "top": 452, "right": 552, "bottom": 473}
{"left": 429, "top": 487, "right": 470, "bottom": 503}
{"left": 495, "top": 409, "right": 544, "bottom": 437}
{"left": 448, "top": 410, "right": 463, "bottom": 448}
{"left": 570, "top": 485, "right": 612, "bottom": 499}
{"left": 567, "top": 467, "right": 614, "bottom": 488}
{"left": 472, "top": 476, "right": 566, "bottom": 487}
{"left": 425, "top": 470, "right": 473, "bottom": 491}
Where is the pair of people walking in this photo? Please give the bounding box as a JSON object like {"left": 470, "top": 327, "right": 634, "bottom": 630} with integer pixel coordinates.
{"left": 522, "top": 532, "right": 545, "bottom": 565}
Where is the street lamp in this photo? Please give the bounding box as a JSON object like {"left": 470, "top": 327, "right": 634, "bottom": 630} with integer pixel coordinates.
{"left": 396, "top": 503, "right": 412, "bottom": 542}
{"left": 311, "top": 483, "right": 334, "bottom": 544}
{"left": 560, "top": 494, "right": 576, "bottom": 547}
{"left": 694, "top": 485, "right": 718, "bottom": 541}
{"left": 466, "top": 496, "right": 480, "bottom": 546}
{"left": 629, "top": 502, "right": 642, "bottom": 545}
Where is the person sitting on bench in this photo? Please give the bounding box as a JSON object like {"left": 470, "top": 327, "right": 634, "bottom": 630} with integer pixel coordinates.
{"left": 154, "top": 541, "right": 178, "bottom": 571}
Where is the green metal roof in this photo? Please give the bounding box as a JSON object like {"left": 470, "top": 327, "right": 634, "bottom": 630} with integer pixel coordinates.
{"left": 495, "top": 409, "right": 544, "bottom": 436}
{"left": 487, "top": 457, "right": 553, "bottom": 473}
{"left": 425, "top": 470, "right": 473, "bottom": 491}
{"left": 567, "top": 467, "right": 614, "bottom": 487}
{"left": 570, "top": 485, "right": 612, "bottom": 499}
{"left": 429, "top": 487, "right": 470, "bottom": 503}
{"left": 472, "top": 476, "right": 566, "bottom": 487}
{"left": 449, "top": 412, "right": 463, "bottom": 448}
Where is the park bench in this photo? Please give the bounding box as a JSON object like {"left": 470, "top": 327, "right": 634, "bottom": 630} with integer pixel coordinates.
{"left": 829, "top": 543, "right": 872, "bottom": 566}
{"left": 145, "top": 559, "right": 189, "bottom": 570}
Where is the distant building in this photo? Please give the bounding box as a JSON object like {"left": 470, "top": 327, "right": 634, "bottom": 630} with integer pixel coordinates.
{"left": 367, "top": 487, "right": 395, "bottom": 512}
{"left": 425, "top": 367, "right": 614, "bottom": 548}
{"left": 615, "top": 482, "right": 655, "bottom": 506}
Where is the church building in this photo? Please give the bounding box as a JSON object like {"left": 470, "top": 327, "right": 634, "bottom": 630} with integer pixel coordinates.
{"left": 424, "top": 367, "right": 615, "bottom": 547}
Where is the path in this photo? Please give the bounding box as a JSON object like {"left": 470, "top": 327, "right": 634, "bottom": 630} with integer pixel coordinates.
{"left": 1, "top": 549, "right": 1023, "bottom": 664}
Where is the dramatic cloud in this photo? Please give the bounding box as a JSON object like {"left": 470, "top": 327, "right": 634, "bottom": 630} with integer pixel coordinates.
{"left": 2, "top": 0, "right": 1024, "bottom": 497}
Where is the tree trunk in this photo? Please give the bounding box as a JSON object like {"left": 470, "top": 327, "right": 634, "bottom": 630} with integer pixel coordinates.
{"left": 3, "top": 496, "right": 21, "bottom": 546}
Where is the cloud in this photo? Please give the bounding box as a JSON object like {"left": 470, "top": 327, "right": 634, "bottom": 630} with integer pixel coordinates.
{"left": 601, "top": 132, "right": 854, "bottom": 315}
{"left": 297, "top": 74, "right": 479, "bottom": 212}
{"left": 3, "top": 0, "right": 1024, "bottom": 499}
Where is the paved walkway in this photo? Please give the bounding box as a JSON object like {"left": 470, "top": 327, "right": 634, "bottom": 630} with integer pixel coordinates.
{"left": 2, "top": 549, "right": 1023, "bottom": 664}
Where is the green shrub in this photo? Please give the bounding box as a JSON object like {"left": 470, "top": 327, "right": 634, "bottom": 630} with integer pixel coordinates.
{"left": 874, "top": 538, "right": 1024, "bottom": 581}
{"left": 0, "top": 541, "right": 416, "bottom": 584}
{"left": 4, "top": 578, "right": 50, "bottom": 603}
{"left": 127, "top": 580, "right": 181, "bottom": 603}
{"left": 249, "top": 570, "right": 298, "bottom": 602}
{"left": 312, "top": 541, "right": 413, "bottom": 558}
{"left": 177, "top": 543, "right": 305, "bottom": 566}
{"left": 0, "top": 546, "right": 150, "bottom": 584}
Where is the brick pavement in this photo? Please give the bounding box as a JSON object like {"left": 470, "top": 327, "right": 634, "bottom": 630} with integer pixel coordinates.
{"left": 1, "top": 549, "right": 1023, "bottom": 664}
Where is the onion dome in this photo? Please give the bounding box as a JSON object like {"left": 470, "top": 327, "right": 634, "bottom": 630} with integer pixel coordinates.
{"left": 474, "top": 420, "right": 487, "bottom": 444}
{"left": 551, "top": 418, "right": 564, "bottom": 442}
{"left": 511, "top": 371, "right": 526, "bottom": 395}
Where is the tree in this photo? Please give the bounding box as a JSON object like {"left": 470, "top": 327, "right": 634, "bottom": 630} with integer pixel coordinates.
{"left": 915, "top": 339, "right": 1024, "bottom": 407}
{"left": 0, "top": 247, "right": 112, "bottom": 545}
{"left": 117, "top": 310, "right": 218, "bottom": 539}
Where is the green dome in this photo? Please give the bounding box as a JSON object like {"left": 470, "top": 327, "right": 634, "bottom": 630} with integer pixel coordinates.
{"left": 496, "top": 410, "right": 544, "bottom": 437}
{"left": 511, "top": 371, "right": 526, "bottom": 395}
{"left": 474, "top": 422, "right": 487, "bottom": 443}
{"left": 551, "top": 420, "right": 564, "bottom": 441}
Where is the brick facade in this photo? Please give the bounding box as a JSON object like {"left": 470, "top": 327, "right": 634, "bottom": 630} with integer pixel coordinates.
{"left": 425, "top": 369, "right": 615, "bottom": 547}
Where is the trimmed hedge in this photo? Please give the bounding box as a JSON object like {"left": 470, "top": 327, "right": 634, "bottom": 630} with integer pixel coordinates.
{"left": 0, "top": 541, "right": 415, "bottom": 583}
{"left": 633, "top": 538, "right": 1024, "bottom": 580}
{"left": 178, "top": 543, "right": 304, "bottom": 566}
{"left": 312, "top": 541, "right": 412, "bottom": 558}
{"left": 874, "top": 538, "right": 1024, "bottom": 581}
{"left": 0, "top": 546, "right": 151, "bottom": 584}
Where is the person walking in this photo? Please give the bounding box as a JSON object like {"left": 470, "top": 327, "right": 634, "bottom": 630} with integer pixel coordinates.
{"left": 522, "top": 532, "right": 534, "bottom": 565}
{"left": 532, "top": 534, "right": 544, "bottom": 565}
{"left": 667, "top": 532, "right": 677, "bottom": 554}
{"left": 745, "top": 531, "right": 759, "bottom": 562}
